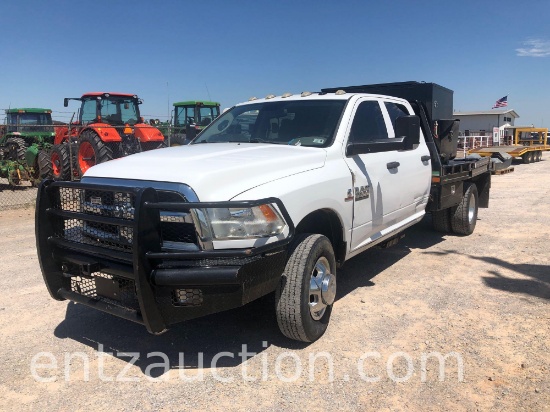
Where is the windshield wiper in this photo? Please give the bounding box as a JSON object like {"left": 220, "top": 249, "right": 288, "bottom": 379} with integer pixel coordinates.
{"left": 248, "top": 138, "right": 286, "bottom": 144}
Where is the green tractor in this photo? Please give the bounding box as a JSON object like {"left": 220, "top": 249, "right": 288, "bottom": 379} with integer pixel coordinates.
{"left": 0, "top": 108, "right": 55, "bottom": 187}
{"left": 169, "top": 100, "right": 220, "bottom": 145}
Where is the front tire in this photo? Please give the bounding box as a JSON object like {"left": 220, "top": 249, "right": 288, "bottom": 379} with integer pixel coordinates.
{"left": 276, "top": 234, "right": 337, "bottom": 342}
{"left": 77, "top": 130, "right": 113, "bottom": 176}
{"left": 450, "top": 183, "right": 478, "bottom": 235}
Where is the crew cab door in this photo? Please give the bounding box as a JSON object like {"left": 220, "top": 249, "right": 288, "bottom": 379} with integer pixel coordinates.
{"left": 343, "top": 98, "right": 431, "bottom": 252}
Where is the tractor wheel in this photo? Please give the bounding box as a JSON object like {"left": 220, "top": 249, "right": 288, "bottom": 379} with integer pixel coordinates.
{"left": 275, "top": 234, "right": 337, "bottom": 342}
{"left": 38, "top": 150, "right": 52, "bottom": 179}
{"left": 50, "top": 144, "right": 72, "bottom": 181}
{"left": 77, "top": 130, "right": 113, "bottom": 176}
{"left": 6, "top": 137, "right": 27, "bottom": 161}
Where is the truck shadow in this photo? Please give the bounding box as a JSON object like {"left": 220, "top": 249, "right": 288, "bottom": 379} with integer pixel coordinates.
{"left": 53, "top": 216, "right": 447, "bottom": 376}
{"left": 422, "top": 250, "right": 550, "bottom": 300}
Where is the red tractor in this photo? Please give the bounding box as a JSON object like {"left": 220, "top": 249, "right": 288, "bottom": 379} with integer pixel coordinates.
{"left": 47, "top": 92, "right": 165, "bottom": 180}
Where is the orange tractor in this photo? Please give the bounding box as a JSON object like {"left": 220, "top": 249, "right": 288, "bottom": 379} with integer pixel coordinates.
{"left": 46, "top": 92, "right": 165, "bottom": 180}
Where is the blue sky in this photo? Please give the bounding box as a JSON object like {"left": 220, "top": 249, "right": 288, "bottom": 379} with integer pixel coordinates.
{"left": 1, "top": 0, "right": 549, "bottom": 126}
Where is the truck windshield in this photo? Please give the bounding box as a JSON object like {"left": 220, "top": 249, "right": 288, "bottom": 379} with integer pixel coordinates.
{"left": 192, "top": 100, "right": 346, "bottom": 147}
{"left": 6, "top": 113, "right": 54, "bottom": 133}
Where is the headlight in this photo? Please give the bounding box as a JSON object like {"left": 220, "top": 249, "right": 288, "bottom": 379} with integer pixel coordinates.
{"left": 191, "top": 203, "right": 286, "bottom": 240}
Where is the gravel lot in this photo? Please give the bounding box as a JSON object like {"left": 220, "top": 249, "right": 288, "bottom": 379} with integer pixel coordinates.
{"left": 0, "top": 159, "right": 548, "bottom": 411}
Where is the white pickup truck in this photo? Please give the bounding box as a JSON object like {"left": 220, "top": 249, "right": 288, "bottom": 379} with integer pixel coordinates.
{"left": 36, "top": 82, "right": 492, "bottom": 342}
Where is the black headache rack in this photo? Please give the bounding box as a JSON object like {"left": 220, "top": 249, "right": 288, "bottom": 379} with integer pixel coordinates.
{"left": 36, "top": 179, "right": 294, "bottom": 334}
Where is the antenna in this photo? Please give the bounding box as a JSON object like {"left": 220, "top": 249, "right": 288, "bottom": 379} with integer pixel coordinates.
{"left": 205, "top": 83, "right": 212, "bottom": 101}
{"left": 167, "top": 82, "right": 170, "bottom": 120}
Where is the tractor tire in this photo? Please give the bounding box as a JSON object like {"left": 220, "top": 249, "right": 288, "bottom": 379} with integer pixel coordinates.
{"left": 38, "top": 150, "right": 52, "bottom": 179}
{"left": 432, "top": 209, "right": 452, "bottom": 233}
{"left": 50, "top": 144, "right": 72, "bottom": 181}
{"left": 450, "top": 183, "right": 478, "bottom": 236}
{"left": 77, "top": 130, "right": 113, "bottom": 177}
{"left": 6, "top": 137, "right": 27, "bottom": 161}
{"left": 275, "top": 234, "right": 337, "bottom": 342}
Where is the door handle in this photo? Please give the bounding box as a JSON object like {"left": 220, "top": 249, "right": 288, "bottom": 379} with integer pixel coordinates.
{"left": 421, "top": 155, "right": 431, "bottom": 162}
{"left": 387, "top": 161, "right": 400, "bottom": 169}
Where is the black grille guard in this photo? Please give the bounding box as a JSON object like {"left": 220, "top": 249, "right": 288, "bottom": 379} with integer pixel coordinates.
{"left": 35, "top": 179, "right": 295, "bottom": 334}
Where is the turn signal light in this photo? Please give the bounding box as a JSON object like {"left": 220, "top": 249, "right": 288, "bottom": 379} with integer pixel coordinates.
{"left": 259, "top": 204, "right": 278, "bottom": 222}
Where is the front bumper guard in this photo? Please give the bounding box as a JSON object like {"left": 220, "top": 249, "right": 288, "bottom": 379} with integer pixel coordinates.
{"left": 36, "top": 179, "right": 295, "bottom": 334}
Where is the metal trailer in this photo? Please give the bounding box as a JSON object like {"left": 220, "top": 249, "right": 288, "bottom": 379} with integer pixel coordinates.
{"left": 469, "top": 127, "right": 549, "bottom": 166}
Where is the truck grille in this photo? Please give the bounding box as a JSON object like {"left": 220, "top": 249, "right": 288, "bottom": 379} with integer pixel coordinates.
{"left": 51, "top": 186, "right": 197, "bottom": 253}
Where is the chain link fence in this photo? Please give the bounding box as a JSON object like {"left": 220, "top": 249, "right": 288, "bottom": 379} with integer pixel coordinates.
{"left": 0, "top": 179, "right": 37, "bottom": 211}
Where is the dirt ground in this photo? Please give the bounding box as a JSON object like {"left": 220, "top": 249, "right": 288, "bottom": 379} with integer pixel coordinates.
{"left": 0, "top": 160, "right": 548, "bottom": 412}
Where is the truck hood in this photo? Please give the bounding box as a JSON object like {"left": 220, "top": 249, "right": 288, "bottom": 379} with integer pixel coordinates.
{"left": 84, "top": 143, "right": 326, "bottom": 201}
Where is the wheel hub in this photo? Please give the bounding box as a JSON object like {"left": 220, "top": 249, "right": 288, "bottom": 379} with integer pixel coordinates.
{"left": 467, "top": 194, "right": 475, "bottom": 224}
{"left": 308, "top": 257, "right": 336, "bottom": 320}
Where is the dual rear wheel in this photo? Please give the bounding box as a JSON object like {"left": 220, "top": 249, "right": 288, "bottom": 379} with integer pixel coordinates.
{"left": 432, "top": 183, "right": 478, "bottom": 236}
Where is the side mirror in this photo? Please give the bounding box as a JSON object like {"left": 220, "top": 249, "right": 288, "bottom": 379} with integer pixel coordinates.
{"left": 64, "top": 98, "right": 69, "bottom": 107}
{"left": 395, "top": 115, "right": 420, "bottom": 150}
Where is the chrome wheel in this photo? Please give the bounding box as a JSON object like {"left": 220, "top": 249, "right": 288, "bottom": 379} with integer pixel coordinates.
{"left": 308, "top": 256, "right": 336, "bottom": 320}
{"left": 467, "top": 193, "right": 476, "bottom": 225}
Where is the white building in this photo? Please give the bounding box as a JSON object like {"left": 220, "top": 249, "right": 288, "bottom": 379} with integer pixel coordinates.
{"left": 453, "top": 109, "right": 520, "bottom": 137}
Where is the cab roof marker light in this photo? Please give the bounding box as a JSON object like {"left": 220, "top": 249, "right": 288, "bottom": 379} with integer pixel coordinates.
{"left": 281, "top": 93, "right": 292, "bottom": 98}
{"left": 301, "top": 91, "right": 312, "bottom": 97}
{"left": 248, "top": 96, "right": 258, "bottom": 101}
{"left": 265, "top": 94, "right": 276, "bottom": 99}
{"left": 335, "top": 90, "right": 346, "bottom": 95}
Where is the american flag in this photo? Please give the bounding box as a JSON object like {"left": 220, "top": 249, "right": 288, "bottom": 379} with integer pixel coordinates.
{"left": 492, "top": 96, "right": 508, "bottom": 109}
